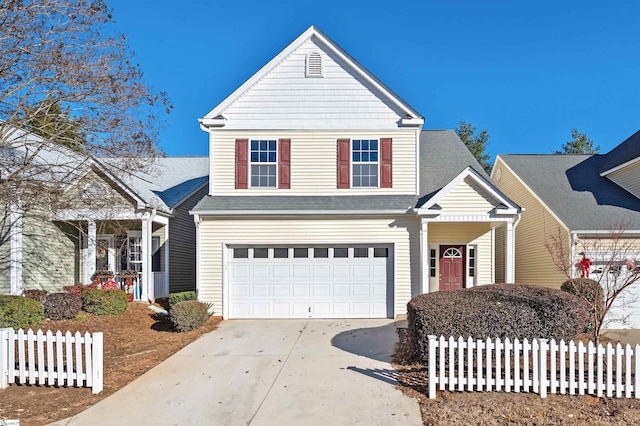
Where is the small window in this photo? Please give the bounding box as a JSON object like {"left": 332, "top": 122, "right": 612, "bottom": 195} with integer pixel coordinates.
{"left": 333, "top": 248, "right": 348, "bottom": 258}
{"left": 354, "top": 248, "right": 369, "bottom": 258}
{"left": 234, "top": 248, "right": 249, "bottom": 259}
{"left": 314, "top": 248, "right": 329, "bottom": 258}
{"left": 250, "top": 139, "right": 277, "bottom": 188}
{"left": 294, "top": 248, "right": 309, "bottom": 258}
{"left": 274, "top": 248, "right": 289, "bottom": 258}
{"left": 306, "top": 52, "right": 322, "bottom": 77}
{"left": 469, "top": 247, "right": 476, "bottom": 278}
{"left": 374, "top": 248, "right": 389, "bottom": 258}
{"left": 352, "top": 139, "right": 379, "bottom": 187}
{"left": 253, "top": 248, "right": 268, "bottom": 259}
{"left": 429, "top": 248, "right": 436, "bottom": 277}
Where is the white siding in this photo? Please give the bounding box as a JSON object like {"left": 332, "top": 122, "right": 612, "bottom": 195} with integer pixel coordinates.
{"left": 437, "top": 178, "right": 498, "bottom": 213}
{"left": 210, "top": 129, "right": 417, "bottom": 195}
{"left": 607, "top": 161, "right": 640, "bottom": 200}
{"left": 220, "top": 38, "right": 405, "bottom": 130}
{"left": 198, "top": 216, "right": 419, "bottom": 318}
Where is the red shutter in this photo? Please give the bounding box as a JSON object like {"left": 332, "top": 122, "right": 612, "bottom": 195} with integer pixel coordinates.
{"left": 380, "top": 138, "right": 392, "bottom": 188}
{"left": 337, "top": 139, "right": 351, "bottom": 188}
{"left": 235, "top": 139, "right": 248, "bottom": 189}
{"left": 278, "top": 138, "right": 291, "bottom": 189}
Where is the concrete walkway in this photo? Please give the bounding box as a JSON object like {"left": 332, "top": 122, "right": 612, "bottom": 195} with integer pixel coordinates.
{"left": 52, "top": 320, "right": 422, "bottom": 426}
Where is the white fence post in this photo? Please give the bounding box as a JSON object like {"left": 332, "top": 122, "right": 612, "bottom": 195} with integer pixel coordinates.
{"left": 538, "top": 339, "right": 548, "bottom": 398}
{"left": 0, "top": 328, "right": 11, "bottom": 389}
{"left": 428, "top": 335, "right": 437, "bottom": 399}
{"left": 92, "top": 332, "right": 104, "bottom": 394}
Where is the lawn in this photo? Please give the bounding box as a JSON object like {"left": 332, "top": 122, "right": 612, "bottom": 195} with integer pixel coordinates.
{"left": 393, "top": 329, "right": 640, "bottom": 425}
{"left": 0, "top": 301, "right": 220, "bottom": 426}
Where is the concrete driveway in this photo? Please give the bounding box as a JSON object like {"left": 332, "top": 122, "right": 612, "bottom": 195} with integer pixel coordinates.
{"left": 53, "top": 319, "right": 422, "bottom": 426}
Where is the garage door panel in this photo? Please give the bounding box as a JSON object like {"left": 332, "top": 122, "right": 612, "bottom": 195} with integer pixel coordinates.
{"left": 353, "top": 284, "right": 371, "bottom": 296}
{"left": 253, "top": 285, "right": 270, "bottom": 297}
{"left": 333, "top": 284, "right": 350, "bottom": 297}
{"left": 292, "top": 284, "right": 310, "bottom": 296}
{"left": 312, "top": 284, "right": 330, "bottom": 296}
{"left": 332, "top": 265, "right": 350, "bottom": 277}
{"left": 353, "top": 265, "right": 371, "bottom": 277}
{"left": 252, "top": 265, "right": 270, "bottom": 278}
{"left": 231, "top": 265, "right": 251, "bottom": 278}
{"left": 293, "top": 265, "right": 310, "bottom": 277}
{"left": 232, "top": 284, "right": 251, "bottom": 297}
{"left": 313, "top": 266, "right": 330, "bottom": 277}
{"left": 272, "top": 284, "right": 290, "bottom": 297}
{"left": 273, "top": 265, "right": 291, "bottom": 277}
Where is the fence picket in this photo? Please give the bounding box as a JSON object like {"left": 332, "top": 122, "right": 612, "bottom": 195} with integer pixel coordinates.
{"left": 597, "top": 343, "right": 604, "bottom": 397}
{"left": 486, "top": 337, "right": 493, "bottom": 392}
{"left": 578, "top": 341, "right": 585, "bottom": 395}
{"left": 75, "top": 331, "right": 84, "bottom": 386}
{"left": 635, "top": 345, "right": 640, "bottom": 399}
{"left": 18, "top": 329, "right": 26, "bottom": 383}
{"left": 514, "top": 338, "right": 520, "bottom": 393}
{"left": 55, "top": 331, "right": 64, "bottom": 386}
{"left": 568, "top": 340, "right": 576, "bottom": 395}
{"left": 549, "top": 338, "right": 557, "bottom": 394}
{"left": 607, "top": 343, "right": 613, "bottom": 398}
{"left": 559, "top": 339, "right": 567, "bottom": 394}
{"left": 504, "top": 338, "right": 511, "bottom": 393}
{"left": 85, "top": 332, "right": 93, "bottom": 387}
{"left": 467, "top": 337, "right": 474, "bottom": 391}
{"left": 439, "top": 336, "right": 445, "bottom": 391}
{"left": 476, "top": 338, "right": 483, "bottom": 391}
{"left": 495, "top": 337, "right": 502, "bottom": 391}
{"left": 428, "top": 335, "right": 436, "bottom": 399}
{"left": 457, "top": 337, "right": 465, "bottom": 391}
{"left": 615, "top": 343, "right": 622, "bottom": 398}
{"left": 588, "top": 342, "right": 595, "bottom": 394}
{"left": 448, "top": 336, "right": 455, "bottom": 391}
{"left": 46, "top": 331, "right": 54, "bottom": 385}
{"left": 37, "top": 330, "right": 45, "bottom": 385}
{"left": 532, "top": 339, "right": 539, "bottom": 393}
{"left": 523, "top": 339, "right": 530, "bottom": 392}
{"left": 7, "top": 328, "right": 15, "bottom": 384}
{"left": 539, "top": 339, "right": 548, "bottom": 398}
{"left": 27, "top": 329, "right": 35, "bottom": 384}
{"left": 65, "top": 331, "right": 73, "bottom": 386}
{"left": 625, "top": 344, "right": 632, "bottom": 398}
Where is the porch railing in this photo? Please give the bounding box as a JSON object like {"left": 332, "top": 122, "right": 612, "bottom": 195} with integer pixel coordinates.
{"left": 114, "top": 274, "right": 142, "bottom": 301}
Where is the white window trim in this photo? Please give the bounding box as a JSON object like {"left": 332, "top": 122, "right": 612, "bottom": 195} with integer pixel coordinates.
{"left": 350, "top": 138, "right": 380, "bottom": 189}
{"left": 96, "top": 234, "right": 116, "bottom": 273}
{"left": 127, "top": 230, "right": 142, "bottom": 273}
{"left": 467, "top": 244, "right": 477, "bottom": 287}
{"left": 249, "top": 138, "right": 278, "bottom": 189}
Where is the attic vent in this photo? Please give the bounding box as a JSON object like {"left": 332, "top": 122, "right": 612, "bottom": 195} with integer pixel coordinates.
{"left": 306, "top": 52, "right": 322, "bottom": 77}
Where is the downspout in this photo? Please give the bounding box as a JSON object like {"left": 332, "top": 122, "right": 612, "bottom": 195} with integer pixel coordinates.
{"left": 570, "top": 231, "right": 578, "bottom": 279}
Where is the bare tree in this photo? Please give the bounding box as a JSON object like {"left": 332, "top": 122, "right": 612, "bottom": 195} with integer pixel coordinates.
{"left": 546, "top": 227, "right": 640, "bottom": 343}
{"left": 0, "top": 0, "right": 171, "bottom": 212}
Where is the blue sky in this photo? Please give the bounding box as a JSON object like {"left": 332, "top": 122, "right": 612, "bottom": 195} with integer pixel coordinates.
{"left": 108, "top": 0, "right": 639, "bottom": 160}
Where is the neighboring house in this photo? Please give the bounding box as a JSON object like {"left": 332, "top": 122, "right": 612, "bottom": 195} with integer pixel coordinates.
{"left": 492, "top": 130, "right": 640, "bottom": 327}
{"left": 0, "top": 127, "right": 208, "bottom": 299}
{"left": 192, "top": 26, "right": 521, "bottom": 319}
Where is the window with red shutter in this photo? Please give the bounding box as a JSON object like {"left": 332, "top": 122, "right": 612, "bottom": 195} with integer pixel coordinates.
{"left": 278, "top": 139, "right": 290, "bottom": 189}
{"left": 337, "top": 139, "right": 350, "bottom": 188}
{"left": 380, "top": 138, "right": 392, "bottom": 188}
{"left": 235, "top": 139, "right": 248, "bottom": 189}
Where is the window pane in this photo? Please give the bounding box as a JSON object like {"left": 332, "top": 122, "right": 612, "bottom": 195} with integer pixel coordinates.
{"left": 362, "top": 152, "right": 369, "bottom": 162}
{"left": 251, "top": 175, "right": 259, "bottom": 187}
{"left": 259, "top": 152, "right": 267, "bottom": 162}
{"left": 353, "top": 140, "right": 360, "bottom": 150}
{"left": 234, "top": 248, "right": 249, "bottom": 259}
{"left": 314, "top": 248, "right": 329, "bottom": 258}
{"left": 274, "top": 248, "right": 289, "bottom": 258}
{"left": 354, "top": 247, "right": 369, "bottom": 257}
{"left": 251, "top": 152, "right": 259, "bottom": 162}
{"left": 334, "top": 248, "right": 348, "bottom": 258}
{"left": 370, "top": 152, "right": 378, "bottom": 162}
{"left": 353, "top": 152, "right": 360, "bottom": 162}
{"left": 268, "top": 152, "right": 276, "bottom": 162}
{"left": 374, "top": 248, "right": 388, "bottom": 258}
{"left": 260, "top": 176, "right": 268, "bottom": 186}
{"left": 362, "top": 140, "right": 369, "bottom": 150}
{"left": 353, "top": 176, "right": 361, "bottom": 187}
{"left": 251, "top": 141, "right": 258, "bottom": 150}
{"left": 294, "top": 248, "right": 308, "bottom": 258}
{"left": 254, "top": 248, "right": 268, "bottom": 258}
{"left": 269, "top": 140, "right": 276, "bottom": 150}
{"left": 260, "top": 140, "right": 267, "bottom": 150}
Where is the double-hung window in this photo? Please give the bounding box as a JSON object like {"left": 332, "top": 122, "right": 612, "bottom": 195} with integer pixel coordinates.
{"left": 250, "top": 139, "right": 277, "bottom": 187}
{"left": 352, "top": 139, "right": 379, "bottom": 187}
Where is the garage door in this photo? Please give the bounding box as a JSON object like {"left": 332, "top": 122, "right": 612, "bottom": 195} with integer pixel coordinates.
{"left": 228, "top": 245, "right": 393, "bottom": 319}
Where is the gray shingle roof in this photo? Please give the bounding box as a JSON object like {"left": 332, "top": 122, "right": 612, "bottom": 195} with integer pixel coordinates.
{"left": 192, "top": 130, "right": 491, "bottom": 214}
{"left": 499, "top": 154, "right": 640, "bottom": 230}
{"left": 600, "top": 130, "right": 640, "bottom": 173}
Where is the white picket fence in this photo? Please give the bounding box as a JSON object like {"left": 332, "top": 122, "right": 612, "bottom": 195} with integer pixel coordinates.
{"left": 427, "top": 335, "right": 640, "bottom": 399}
{"left": 0, "top": 328, "right": 103, "bottom": 394}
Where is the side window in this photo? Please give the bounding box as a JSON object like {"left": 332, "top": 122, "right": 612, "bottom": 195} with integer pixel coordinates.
{"left": 250, "top": 140, "right": 277, "bottom": 187}
{"left": 352, "top": 139, "right": 379, "bottom": 187}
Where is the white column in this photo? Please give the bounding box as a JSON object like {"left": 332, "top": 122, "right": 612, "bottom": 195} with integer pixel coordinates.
{"left": 194, "top": 214, "right": 200, "bottom": 294}
{"left": 505, "top": 220, "right": 514, "bottom": 283}
{"left": 9, "top": 207, "right": 23, "bottom": 295}
{"left": 163, "top": 222, "right": 170, "bottom": 295}
{"left": 420, "top": 217, "right": 429, "bottom": 294}
{"left": 141, "top": 212, "right": 152, "bottom": 301}
{"left": 85, "top": 220, "right": 97, "bottom": 284}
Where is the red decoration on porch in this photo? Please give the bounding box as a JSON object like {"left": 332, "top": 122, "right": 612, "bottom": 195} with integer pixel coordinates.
{"left": 579, "top": 255, "right": 592, "bottom": 278}
{"left": 102, "top": 278, "right": 119, "bottom": 290}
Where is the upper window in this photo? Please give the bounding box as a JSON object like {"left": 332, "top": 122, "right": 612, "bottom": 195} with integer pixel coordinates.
{"left": 352, "top": 139, "right": 379, "bottom": 187}
{"left": 250, "top": 140, "right": 277, "bottom": 187}
{"left": 306, "top": 52, "right": 322, "bottom": 77}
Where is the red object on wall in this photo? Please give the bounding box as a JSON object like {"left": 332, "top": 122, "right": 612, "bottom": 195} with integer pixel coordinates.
{"left": 380, "top": 138, "right": 392, "bottom": 188}
{"left": 580, "top": 256, "right": 592, "bottom": 278}
{"left": 102, "top": 279, "right": 119, "bottom": 290}
{"left": 235, "top": 139, "right": 248, "bottom": 189}
{"left": 337, "top": 138, "right": 350, "bottom": 188}
{"left": 278, "top": 138, "right": 291, "bottom": 189}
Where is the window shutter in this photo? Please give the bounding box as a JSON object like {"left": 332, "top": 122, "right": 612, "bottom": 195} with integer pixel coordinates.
{"left": 235, "top": 139, "right": 248, "bottom": 189}
{"left": 337, "top": 138, "right": 350, "bottom": 189}
{"left": 278, "top": 138, "right": 291, "bottom": 189}
{"left": 380, "top": 138, "right": 392, "bottom": 188}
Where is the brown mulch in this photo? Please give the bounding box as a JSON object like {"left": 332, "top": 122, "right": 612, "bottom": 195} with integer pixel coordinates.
{"left": 393, "top": 329, "right": 640, "bottom": 425}
{"left": 0, "top": 301, "right": 221, "bottom": 426}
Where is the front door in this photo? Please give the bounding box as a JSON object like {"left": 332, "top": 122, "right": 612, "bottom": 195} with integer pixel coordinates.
{"left": 439, "top": 245, "right": 465, "bottom": 291}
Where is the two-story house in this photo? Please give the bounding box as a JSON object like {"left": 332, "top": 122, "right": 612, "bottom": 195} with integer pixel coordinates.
{"left": 192, "top": 26, "right": 521, "bottom": 319}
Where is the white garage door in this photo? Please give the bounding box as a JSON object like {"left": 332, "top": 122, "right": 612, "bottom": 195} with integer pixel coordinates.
{"left": 228, "top": 245, "right": 393, "bottom": 319}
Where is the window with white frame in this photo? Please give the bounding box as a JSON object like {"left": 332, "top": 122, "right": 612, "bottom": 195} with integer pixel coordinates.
{"left": 127, "top": 232, "right": 142, "bottom": 273}
{"left": 250, "top": 139, "right": 277, "bottom": 187}
{"left": 352, "top": 139, "right": 379, "bottom": 187}
{"left": 468, "top": 245, "right": 477, "bottom": 284}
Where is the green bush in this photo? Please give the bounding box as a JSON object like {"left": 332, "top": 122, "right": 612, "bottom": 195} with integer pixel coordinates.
{"left": 44, "top": 293, "right": 83, "bottom": 320}
{"left": 169, "top": 300, "right": 210, "bottom": 332}
{"left": 23, "top": 289, "right": 48, "bottom": 304}
{"left": 407, "top": 284, "right": 590, "bottom": 362}
{"left": 81, "top": 289, "right": 128, "bottom": 316}
{"left": 169, "top": 291, "right": 197, "bottom": 308}
{"left": 0, "top": 295, "right": 44, "bottom": 329}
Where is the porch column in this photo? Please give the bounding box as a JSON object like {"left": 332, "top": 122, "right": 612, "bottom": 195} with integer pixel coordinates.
{"left": 163, "top": 221, "right": 170, "bottom": 293}
{"left": 420, "top": 218, "right": 429, "bottom": 294}
{"left": 505, "top": 220, "right": 514, "bottom": 283}
{"left": 85, "top": 220, "right": 97, "bottom": 284}
{"left": 141, "top": 212, "right": 153, "bottom": 301}
{"left": 9, "top": 206, "right": 23, "bottom": 295}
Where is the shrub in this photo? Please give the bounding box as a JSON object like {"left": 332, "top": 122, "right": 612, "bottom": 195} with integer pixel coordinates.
{"left": 82, "top": 289, "right": 128, "bottom": 316}
{"left": 169, "top": 291, "right": 197, "bottom": 308}
{"left": 0, "top": 295, "right": 44, "bottom": 329}
{"left": 407, "top": 284, "right": 590, "bottom": 362}
{"left": 561, "top": 278, "right": 604, "bottom": 332}
{"left": 23, "top": 289, "right": 48, "bottom": 304}
{"left": 63, "top": 283, "right": 92, "bottom": 296}
{"left": 169, "top": 300, "right": 210, "bottom": 332}
{"left": 44, "top": 293, "right": 83, "bottom": 320}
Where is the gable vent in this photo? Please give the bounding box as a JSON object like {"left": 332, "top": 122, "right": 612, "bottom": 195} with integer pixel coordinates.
{"left": 306, "top": 52, "right": 323, "bottom": 77}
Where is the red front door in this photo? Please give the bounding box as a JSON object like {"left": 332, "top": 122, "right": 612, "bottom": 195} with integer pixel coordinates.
{"left": 439, "top": 245, "right": 465, "bottom": 291}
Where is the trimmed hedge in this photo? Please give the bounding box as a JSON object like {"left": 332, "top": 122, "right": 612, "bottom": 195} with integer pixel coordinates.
{"left": 561, "top": 278, "right": 604, "bottom": 332}
{"left": 44, "top": 293, "right": 83, "bottom": 320}
{"left": 169, "top": 291, "right": 197, "bottom": 308}
{"left": 169, "top": 300, "right": 210, "bottom": 332}
{"left": 0, "top": 295, "right": 44, "bottom": 329}
{"left": 23, "top": 289, "right": 48, "bottom": 304}
{"left": 63, "top": 283, "right": 92, "bottom": 296}
{"left": 82, "top": 289, "right": 128, "bottom": 316}
{"left": 407, "top": 284, "right": 590, "bottom": 362}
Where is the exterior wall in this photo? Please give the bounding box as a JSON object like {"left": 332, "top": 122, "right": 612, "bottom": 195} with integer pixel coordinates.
{"left": 438, "top": 178, "right": 498, "bottom": 213}
{"left": 427, "top": 222, "right": 493, "bottom": 292}
{"left": 152, "top": 224, "right": 166, "bottom": 273}
{"left": 64, "top": 170, "right": 136, "bottom": 210}
{"left": 492, "top": 158, "right": 569, "bottom": 288}
{"left": 169, "top": 185, "right": 208, "bottom": 293}
{"left": 0, "top": 208, "right": 10, "bottom": 294}
{"left": 198, "top": 216, "right": 419, "bottom": 317}
{"left": 494, "top": 226, "right": 506, "bottom": 283}
{"left": 210, "top": 129, "right": 417, "bottom": 195}
{"left": 219, "top": 38, "right": 405, "bottom": 130}
{"left": 607, "top": 161, "right": 640, "bottom": 200}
